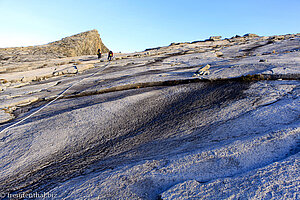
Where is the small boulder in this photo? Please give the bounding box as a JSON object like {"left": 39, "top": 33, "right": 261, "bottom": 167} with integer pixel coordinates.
{"left": 216, "top": 52, "right": 223, "bottom": 57}
{"left": 207, "top": 36, "right": 222, "bottom": 41}
{"left": 270, "top": 35, "right": 285, "bottom": 41}
{"left": 193, "top": 64, "right": 211, "bottom": 76}
{"left": 243, "top": 33, "right": 259, "bottom": 37}
{"left": 169, "top": 42, "right": 180, "bottom": 46}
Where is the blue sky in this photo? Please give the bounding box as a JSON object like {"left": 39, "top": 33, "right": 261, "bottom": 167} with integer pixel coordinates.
{"left": 0, "top": 0, "right": 299, "bottom": 52}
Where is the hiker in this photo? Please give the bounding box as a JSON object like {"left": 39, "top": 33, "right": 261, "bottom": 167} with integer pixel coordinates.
{"left": 108, "top": 50, "right": 113, "bottom": 61}
{"left": 97, "top": 49, "right": 101, "bottom": 59}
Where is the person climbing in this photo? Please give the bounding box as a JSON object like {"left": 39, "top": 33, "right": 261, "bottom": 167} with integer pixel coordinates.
{"left": 108, "top": 50, "right": 113, "bottom": 61}
{"left": 97, "top": 49, "right": 101, "bottom": 59}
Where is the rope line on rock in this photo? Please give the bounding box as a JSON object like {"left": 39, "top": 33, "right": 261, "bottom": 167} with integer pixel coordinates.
{"left": 0, "top": 63, "right": 110, "bottom": 140}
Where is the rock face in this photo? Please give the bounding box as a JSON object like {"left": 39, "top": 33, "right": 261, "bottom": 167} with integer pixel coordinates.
{"left": 0, "top": 32, "right": 299, "bottom": 199}
{"left": 0, "top": 29, "right": 109, "bottom": 64}
{"left": 49, "top": 29, "right": 109, "bottom": 57}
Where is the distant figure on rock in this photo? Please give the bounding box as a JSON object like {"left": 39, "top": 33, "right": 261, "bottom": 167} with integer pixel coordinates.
{"left": 97, "top": 49, "right": 102, "bottom": 59}
{"left": 108, "top": 50, "right": 113, "bottom": 61}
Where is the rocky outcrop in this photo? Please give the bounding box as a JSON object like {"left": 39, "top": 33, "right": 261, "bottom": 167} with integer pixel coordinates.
{"left": 207, "top": 36, "right": 222, "bottom": 41}
{"left": 244, "top": 33, "right": 259, "bottom": 37}
{"left": 48, "top": 29, "right": 109, "bottom": 57}
{"left": 0, "top": 29, "right": 109, "bottom": 65}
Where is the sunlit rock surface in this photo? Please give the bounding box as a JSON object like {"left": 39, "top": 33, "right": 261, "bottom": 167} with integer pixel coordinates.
{"left": 0, "top": 32, "right": 299, "bottom": 199}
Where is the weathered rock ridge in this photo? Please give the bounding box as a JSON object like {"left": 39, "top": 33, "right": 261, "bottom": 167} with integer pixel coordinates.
{"left": 0, "top": 29, "right": 108, "bottom": 65}
{"left": 49, "top": 29, "right": 109, "bottom": 57}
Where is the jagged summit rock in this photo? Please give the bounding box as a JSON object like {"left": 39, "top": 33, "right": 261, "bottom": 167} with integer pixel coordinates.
{"left": 49, "top": 29, "right": 109, "bottom": 57}
{"left": 0, "top": 29, "right": 109, "bottom": 64}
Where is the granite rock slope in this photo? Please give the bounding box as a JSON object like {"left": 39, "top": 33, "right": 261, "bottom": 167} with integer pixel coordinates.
{"left": 0, "top": 32, "right": 299, "bottom": 199}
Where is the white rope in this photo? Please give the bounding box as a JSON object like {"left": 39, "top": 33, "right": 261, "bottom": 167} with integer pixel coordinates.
{"left": 0, "top": 63, "right": 110, "bottom": 138}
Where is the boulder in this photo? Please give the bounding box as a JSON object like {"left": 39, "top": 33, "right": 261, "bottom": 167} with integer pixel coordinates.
{"left": 216, "top": 52, "right": 223, "bottom": 57}
{"left": 193, "top": 64, "right": 211, "bottom": 76}
{"left": 243, "top": 33, "right": 259, "bottom": 37}
{"left": 169, "top": 42, "right": 180, "bottom": 46}
{"left": 229, "top": 37, "right": 246, "bottom": 42}
{"left": 270, "top": 35, "right": 285, "bottom": 41}
{"left": 207, "top": 36, "right": 222, "bottom": 41}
